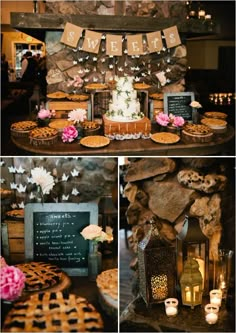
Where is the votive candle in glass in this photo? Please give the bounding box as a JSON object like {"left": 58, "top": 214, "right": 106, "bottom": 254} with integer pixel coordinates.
{"left": 164, "top": 298, "right": 178, "bottom": 317}
{"left": 205, "top": 304, "right": 219, "bottom": 324}
{"left": 210, "top": 289, "right": 222, "bottom": 307}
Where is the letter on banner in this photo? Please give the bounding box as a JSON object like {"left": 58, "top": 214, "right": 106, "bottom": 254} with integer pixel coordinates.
{"left": 82, "top": 30, "right": 102, "bottom": 54}
{"left": 146, "top": 31, "right": 163, "bottom": 53}
{"left": 106, "top": 34, "right": 123, "bottom": 56}
{"left": 60, "top": 22, "right": 83, "bottom": 48}
{"left": 127, "top": 34, "right": 144, "bottom": 56}
{"left": 163, "top": 26, "right": 181, "bottom": 48}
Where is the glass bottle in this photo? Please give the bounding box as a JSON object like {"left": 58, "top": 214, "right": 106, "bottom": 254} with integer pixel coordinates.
{"left": 88, "top": 241, "right": 102, "bottom": 281}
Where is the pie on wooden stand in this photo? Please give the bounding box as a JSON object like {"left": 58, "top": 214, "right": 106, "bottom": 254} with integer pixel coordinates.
{"left": 96, "top": 268, "right": 118, "bottom": 317}
{"left": 182, "top": 123, "right": 213, "bottom": 143}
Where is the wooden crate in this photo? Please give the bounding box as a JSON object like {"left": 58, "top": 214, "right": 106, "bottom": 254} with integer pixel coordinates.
{"left": 1, "top": 219, "right": 25, "bottom": 264}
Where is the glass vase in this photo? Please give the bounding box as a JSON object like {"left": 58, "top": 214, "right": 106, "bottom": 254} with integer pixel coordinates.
{"left": 88, "top": 242, "right": 102, "bottom": 281}
{"left": 192, "top": 108, "right": 199, "bottom": 124}
{"left": 76, "top": 123, "right": 84, "bottom": 139}
{"left": 213, "top": 249, "right": 234, "bottom": 298}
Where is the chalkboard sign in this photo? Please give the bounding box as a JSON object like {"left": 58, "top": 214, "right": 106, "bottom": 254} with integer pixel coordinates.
{"left": 164, "top": 92, "right": 195, "bottom": 121}
{"left": 25, "top": 203, "right": 98, "bottom": 276}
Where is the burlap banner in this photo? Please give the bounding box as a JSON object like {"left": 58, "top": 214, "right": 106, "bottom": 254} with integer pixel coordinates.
{"left": 60, "top": 23, "right": 181, "bottom": 55}
{"left": 106, "top": 34, "right": 123, "bottom": 56}
{"left": 60, "top": 22, "right": 83, "bottom": 48}
{"left": 82, "top": 30, "right": 103, "bottom": 54}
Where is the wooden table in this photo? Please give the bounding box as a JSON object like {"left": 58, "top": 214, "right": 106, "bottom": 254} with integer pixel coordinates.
{"left": 11, "top": 125, "right": 235, "bottom": 156}
{"left": 120, "top": 295, "right": 235, "bottom": 332}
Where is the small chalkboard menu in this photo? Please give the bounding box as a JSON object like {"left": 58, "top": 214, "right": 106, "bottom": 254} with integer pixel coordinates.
{"left": 164, "top": 92, "right": 195, "bottom": 121}
{"left": 25, "top": 203, "right": 98, "bottom": 276}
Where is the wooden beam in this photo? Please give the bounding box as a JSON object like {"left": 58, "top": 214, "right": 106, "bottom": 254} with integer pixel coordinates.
{"left": 10, "top": 13, "right": 217, "bottom": 35}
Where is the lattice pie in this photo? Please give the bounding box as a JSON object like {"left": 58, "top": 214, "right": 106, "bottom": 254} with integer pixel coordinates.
{"left": 183, "top": 123, "right": 213, "bottom": 135}
{"left": 3, "top": 291, "right": 104, "bottom": 332}
{"left": 29, "top": 127, "right": 58, "bottom": 139}
{"left": 15, "top": 262, "right": 62, "bottom": 291}
{"left": 11, "top": 121, "right": 37, "bottom": 131}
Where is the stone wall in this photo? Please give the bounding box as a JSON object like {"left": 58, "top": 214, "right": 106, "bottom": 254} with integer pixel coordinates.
{"left": 122, "top": 158, "right": 235, "bottom": 270}
{"left": 45, "top": 0, "right": 188, "bottom": 98}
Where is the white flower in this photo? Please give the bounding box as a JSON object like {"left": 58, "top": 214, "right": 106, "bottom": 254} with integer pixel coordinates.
{"left": 190, "top": 101, "right": 202, "bottom": 108}
{"left": 80, "top": 225, "right": 111, "bottom": 243}
{"left": 68, "top": 108, "right": 87, "bottom": 124}
{"left": 31, "top": 167, "right": 55, "bottom": 195}
{"left": 81, "top": 225, "right": 102, "bottom": 240}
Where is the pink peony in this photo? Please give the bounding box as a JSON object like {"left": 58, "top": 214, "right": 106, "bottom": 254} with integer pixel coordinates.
{"left": 173, "top": 116, "right": 185, "bottom": 127}
{"left": 62, "top": 125, "right": 78, "bottom": 143}
{"left": 38, "top": 109, "right": 55, "bottom": 120}
{"left": 0, "top": 266, "right": 25, "bottom": 301}
{"left": 156, "top": 112, "right": 170, "bottom": 127}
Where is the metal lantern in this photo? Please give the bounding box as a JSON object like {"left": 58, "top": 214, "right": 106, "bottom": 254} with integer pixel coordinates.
{"left": 176, "top": 215, "right": 209, "bottom": 295}
{"left": 138, "top": 220, "right": 176, "bottom": 306}
{"left": 180, "top": 257, "right": 203, "bottom": 309}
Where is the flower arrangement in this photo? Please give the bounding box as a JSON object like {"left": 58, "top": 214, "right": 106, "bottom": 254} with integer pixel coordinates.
{"left": 37, "top": 108, "right": 56, "bottom": 120}
{"left": 68, "top": 108, "right": 87, "bottom": 125}
{"left": 67, "top": 75, "right": 84, "bottom": 89}
{"left": 0, "top": 258, "right": 25, "bottom": 301}
{"left": 62, "top": 125, "right": 78, "bottom": 143}
{"left": 190, "top": 101, "right": 202, "bottom": 109}
{"left": 81, "top": 225, "right": 112, "bottom": 243}
{"left": 156, "top": 112, "right": 185, "bottom": 128}
{"left": 31, "top": 167, "right": 55, "bottom": 195}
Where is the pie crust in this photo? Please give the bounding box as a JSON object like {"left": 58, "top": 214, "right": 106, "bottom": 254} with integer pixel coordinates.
{"left": 47, "top": 91, "right": 69, "bottom": 99}
{"left": 67, "top": 94, "right": 89, "bottom": 101}
{"left": 11, "top": 121, "right": 37, "bottom": 131}
{"left": 80, "top": 135, "right": 110, "bottom": 148}
{"left": 201, "top": 118, "right": 227, "bottom": 129}
{"left": 3, "top": 291, "right": 104, "bottom": 332}
{"left": 151, "top": 132, "right": 180, "bottom": 144}
{"left": 85, "top": 83, "right": 108, "bottom": 90}
{"left": 134, "top": 83, "right": 151, "bottom": 90}
{"left": 203, "top": 111, "right": 227, "bottom": 119}
{"left": 183, "top": 123, "right": 213, "bottom": 135}
{"left": 82, "top": 121, "right": 100, "bottom": 130}
{"left": 96, "top": 268, "right": 118, "bottom": 301}
{"left": 6, "top": 209, "right": 24, "bottom": 219}
{"left": 29, "top": 127, "right": 58, "bottom": 139}
{"left": 49, "top": 120, "right": 73, "bottom": 131}
{"left": 149, "top": 93, "right": 163, "bottom": 100}
{"left": 15, "top": 262, "right": 62, "bottom": 291}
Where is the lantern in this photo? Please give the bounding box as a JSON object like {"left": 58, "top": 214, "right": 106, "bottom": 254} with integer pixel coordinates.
{"left": 176, "top": 216, "right": 209, "bottom": 295}
{"left": 180, "top": 257, "right": 203, "bottom": 309}
{"left": 138, "top": 220, "right": 176, "bottom": 306}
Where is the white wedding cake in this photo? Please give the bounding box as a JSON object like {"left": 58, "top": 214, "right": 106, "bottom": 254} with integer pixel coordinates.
{"left": 106, "top": 76, "right": 143, "bottom": 122}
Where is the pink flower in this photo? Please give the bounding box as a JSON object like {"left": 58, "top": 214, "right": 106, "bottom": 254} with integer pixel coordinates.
{"left": 62, "top": 125, "right": 78, "bottom": 143}
{"left": 0, "top": 266, "right": 25, "bottom": 301}
{"left": 173, "top": 116, "right": 185, "bottom": 127}
{"left": 67, "top": 75, "right": 84, "bottom": 88}
{"left": 38, "top": 109, "right": 55, "bottom": 120}
{"left": 156, "top": 112, "right": 170, "bottom": 126}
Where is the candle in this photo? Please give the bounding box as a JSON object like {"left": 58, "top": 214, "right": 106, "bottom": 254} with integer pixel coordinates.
{"left": 210, "top": 289, "right": 222, "bottom": 307}
{"left": 206, "top": 312, "right": 218, "bottom": 324}
{"left": 164, "top": 298, "right": 178, "bottom": 317}
{"left": 198, "top": 10, "right": 206, "bottom": 19}
{"left": 166, "top": 306, "right": 177, "bottom": 317}
{"left": 185, "top": 287, "right": 191, "bottom": 302}
{"left": 205, "top": 304, "right": 219, "bottom": 325}
{"left": 205, "top": 14, "right": 212, "bottom": 20}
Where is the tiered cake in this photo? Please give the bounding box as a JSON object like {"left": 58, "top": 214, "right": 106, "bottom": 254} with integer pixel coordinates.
{"left": 103, "top": 76, "right": 151, "bottom": 139}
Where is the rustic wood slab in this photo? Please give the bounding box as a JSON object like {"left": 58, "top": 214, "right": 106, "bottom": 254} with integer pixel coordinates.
{"left": 10, "top": 126, "right": 235, "bottom": 157}
{"left": 10, "top": 13, "right": 217, "bottom": 35}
